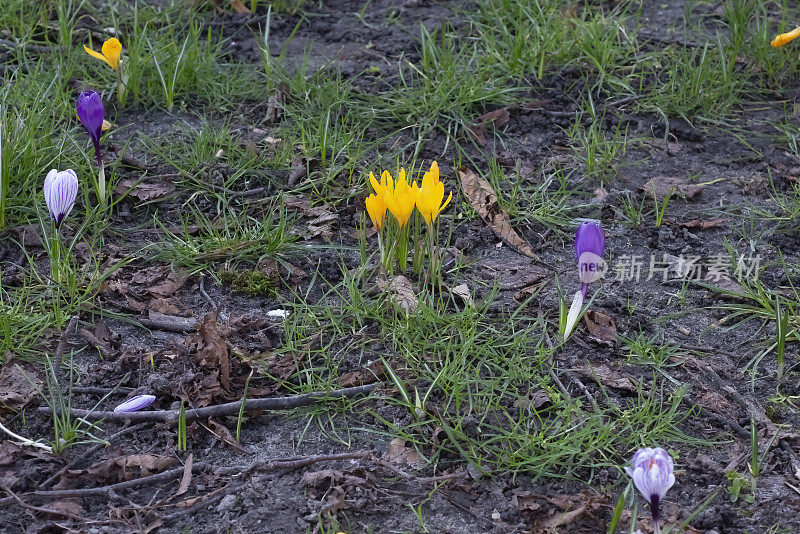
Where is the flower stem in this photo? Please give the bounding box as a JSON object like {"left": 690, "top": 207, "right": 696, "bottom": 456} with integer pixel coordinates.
{"left": 651, "top": 497, "right": 661, "bottom": 534}
{"left": 98, "top": 160, "right": 106, "bottom": 209}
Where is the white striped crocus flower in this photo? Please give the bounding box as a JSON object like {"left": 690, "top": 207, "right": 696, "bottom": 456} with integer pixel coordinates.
{"left": 114, "top": 394, "right": 156, "bottom": 413}
{"left": 43, "top": 169, "right": 78, "bottom": 229}
{"left": 625, "top": 447, "right": 675, "bottom": 534}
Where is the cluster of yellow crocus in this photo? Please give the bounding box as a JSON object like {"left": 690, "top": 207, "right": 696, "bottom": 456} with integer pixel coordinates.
{"left": 771, "top": 26, "right": 800, "bottom": 47}
{"left": 365, "top": 162, "right": 451, "bottom": 231}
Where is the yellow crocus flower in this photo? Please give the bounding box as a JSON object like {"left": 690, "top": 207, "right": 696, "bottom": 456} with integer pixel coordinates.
{"left": 413, "top": 161, "right": 452, "bottom": 227}
{"left": 365, "top": 193, "right": 387, "bottom": 231}
{"left": 370, "top": 170, "right": 393, "bottom": 198}
{"left": 84, "top": 38, "right": 122, "bottom": 70}
{"left": 771, "top": 26, "right": 800, "bottom": 47}
{"left": 384, "top": 168, "right": 415, "bottom": 227}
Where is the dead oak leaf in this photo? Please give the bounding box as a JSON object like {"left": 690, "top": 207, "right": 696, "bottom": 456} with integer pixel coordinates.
{"left": 383, "top": 438, "right": 423, "bottom": 467}
{"left": 468, "top": 107, "right": 510, "bottom": 145}
{"left": 190, "top": 310, "right": 231, "bottom": 391}
{"left": 114, "top": 177, "right": 176, "bottom": 202}
{"left": 673, "top": 218, "right": 727, "bottom": 229}
{"left": 0, "top": 364, "right": 42, "bottom": 411}
{"left": 583, "top": 310, "right": 616, "bottom": 345}
{"left": 511, "top": 489, "right": 542, "bottom": 513}
{"left": 86, "top": 454, "right": 177, "bottom": 482}
{"left": 642, "top": 175, "right": 703, "bottom": 201}
{"left": 377, "top": 275, "right": 418, "bottom": 315}
{"left": 578, "top": 363, "right": 637, "bottom": 392}
{"left": 458, "top": 167, "right": 537, "bottom": 259}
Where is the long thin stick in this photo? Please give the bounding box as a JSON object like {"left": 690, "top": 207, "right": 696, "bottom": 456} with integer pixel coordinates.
{"left": 38, "top": 383, "right": 378, "bottom": 423}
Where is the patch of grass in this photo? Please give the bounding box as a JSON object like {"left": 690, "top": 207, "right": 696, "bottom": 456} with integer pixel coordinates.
{"left": 638, "top": 40, "right": 747, "bottom": 120}
{"left": 155, "top": 201, "right": 297, "bottom": 275}
{"left": 271, "top": 268, "right": 707, "bottom": 479}
{"left": 373, "top": 23, "right": 518, "bottom": 151}
{"left": 567, "top": 107, "right": 630, "bottom": 183}
{"left": 622, "top": 331, "right": 684, "bottom": 369}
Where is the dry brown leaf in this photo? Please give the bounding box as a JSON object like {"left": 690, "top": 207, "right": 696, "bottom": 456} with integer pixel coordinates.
{"left": 538, "top": 502, "right": 588, "bottom": 530}
{"left": 0, "top": 441, "right": 22, "bottom": 466}
{"left": 674, "top": 218, "right": 727, "bottom": 229}
{"left": 0, "top": 364, "right": 41, "bottom": 411}
{"left": 579, "top": 363, "right": 637, "bottom": 392}
{"left": 192, "top": 310, "right": 230, "bottom": 391}
{"left": 458, "top": 167, "right": 537, "bottom": 259}
{"left": 229, "top": 0, "right": 251, "bottom": 13}
{"left": 175, "top": 453, "right": 193, "bottom": 497}
{"left": 114, "top": 177, "right": 176, "bottom": 202}
{"left": 468, "top": 108, "right": 510, "bottom": 144}
{"left": 86, "top": 454, "right": 177, "bottom": 482}
{"left": 642, "top": 175, "right": 704, "bottom": 200}
{"left": 338, "top": 361, "right": 384, "bottom": 388}
{"left": 386, "top": 275, "right": 417, "bottom": 315}
{"left": 383, "top": 438, "right": 423, "bottom": 467}
{"left": 583, "top": 310, "right": 616, "bottom": 345}
{"left": 450, "top": 283, "right": 473, "bottom": 306}
{"left": 203, "top": 418, "right": 245, "bottom": 452}
{"left": 511, "top": 489, "right": 542, "bottom": 513}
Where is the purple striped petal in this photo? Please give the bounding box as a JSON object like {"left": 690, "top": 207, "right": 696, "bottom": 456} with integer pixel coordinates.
{"left": 43, "top": 169, "right": 78, "bottom": 228}
{"left": 113, "top": 394, "right": 156, "bottom": 413}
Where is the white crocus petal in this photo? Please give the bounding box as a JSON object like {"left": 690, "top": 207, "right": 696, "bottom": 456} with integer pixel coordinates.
{"left": 563, "top": 290, "right": 584, "bottom": 340}
{"left": 114, "top": 394, "right": 156, "bottom": 413}
{"left": 43, "top": 169, "right": 78, "bottom": 227}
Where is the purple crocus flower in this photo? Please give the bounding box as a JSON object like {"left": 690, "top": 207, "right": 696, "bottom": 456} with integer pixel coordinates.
{"left": 76, "top": 90, "right": 104, "bottom": 165}
{"left": 114, "top": 394, "right": 156, "bottom": 413}
{"left": 43, "top": 169, "right": 78, "bottom": 228}
{"left": 625, "top": 447, "right": 675, "bottom": 533}
{"left": 575, "top": 220, "right": 606, "bottom": 297}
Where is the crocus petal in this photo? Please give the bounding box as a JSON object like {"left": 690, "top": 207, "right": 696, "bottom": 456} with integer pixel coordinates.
{"left": 43, "top": 169, "right": 78, "bottom": 228}
{"left": 563, "top": 290, "right": 583, "bottom": 340}
{"left": 84, "top": 45, "right": 115, "bottom": 69}
{"left": 771, "top": 27, "right": 800, "bottom": 47}
{"left": 365, "top": 193, "right": 386, "bottom": 231}
{"left": 76, "top": 91, "right": 105, "bottom": 162}
{"left": 114, "top": 394, "right": 156, "bottom": 413}
{"left": 575, "top": 220, "right": 606, "bottom": 286}
{"left": 101, "top": 38, "right": 122, "bottom": 70}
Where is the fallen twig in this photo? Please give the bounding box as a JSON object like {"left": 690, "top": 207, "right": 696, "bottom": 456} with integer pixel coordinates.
{"left": 39, "top": 383, "right": 378, "bottom": 423}
{"left": 137, "top": 312, "right": 197, "bottom": 333}
{"left": 369, "top": 456, "right": 465, "bottom": 484}
{"left": 2, "top": 485, "right": 101, "bottom": 523}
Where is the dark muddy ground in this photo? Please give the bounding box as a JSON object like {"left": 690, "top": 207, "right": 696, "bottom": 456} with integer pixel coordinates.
{"left": 2, "top": 0, "right": 800, "bottom": 533}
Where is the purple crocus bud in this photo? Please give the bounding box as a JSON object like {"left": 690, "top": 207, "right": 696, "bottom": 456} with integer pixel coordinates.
{"left": 114, "top": 394, "right": 156, "bottom": 413}
{"left": 625, "top": 447, "right": 675, "bottom": 533}
{"left": 76, "top": 90, "right": 104, "bottom": 164}
{"left": 575, "top": 220, "right": 606, "bottom": 297}
{"left": 43, "top": 169, "right": 78, "bottom": 228}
